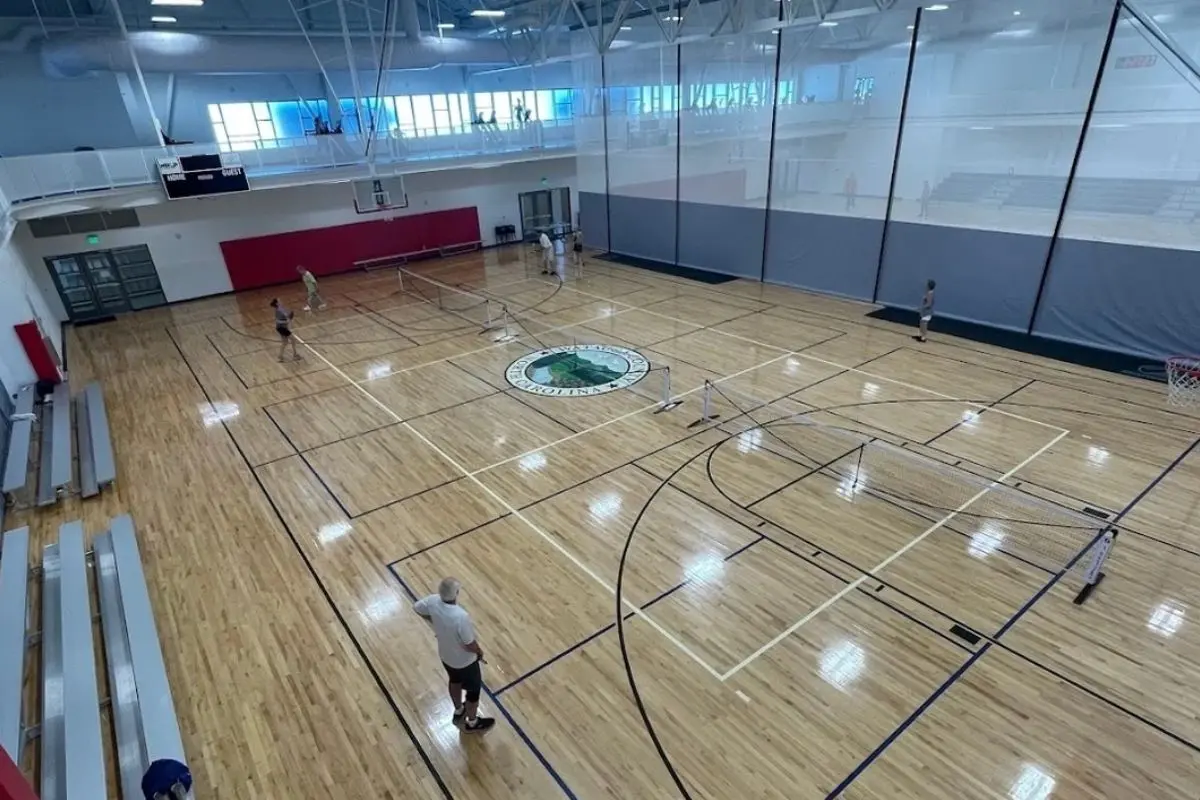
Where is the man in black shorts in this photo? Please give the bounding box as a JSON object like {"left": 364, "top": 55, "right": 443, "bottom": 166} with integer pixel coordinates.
{"left": 413, "top": 577, "right": 495, "bottom": 733}
{"left": 271, "top": 298, "right": 301, "bottom": 362}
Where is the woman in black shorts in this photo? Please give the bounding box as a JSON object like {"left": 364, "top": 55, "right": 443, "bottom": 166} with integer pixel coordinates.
{"left": 271, "top": 298, "right": 300, "bottom": 362}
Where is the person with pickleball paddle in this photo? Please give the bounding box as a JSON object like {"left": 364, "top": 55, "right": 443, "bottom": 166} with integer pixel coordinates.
{"left": 413, "top": 577, "right": 496, "bottom": 734}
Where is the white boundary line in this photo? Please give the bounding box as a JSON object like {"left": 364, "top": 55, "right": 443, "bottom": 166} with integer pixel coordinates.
{"left": 718, "top": 427, "right": 1071, "bottom": 681}
{"left": 296, "top": 332, "right": 735, "bottom": 682}
{"left": 547, "top": 281, "right": 1068, "bottom": 434}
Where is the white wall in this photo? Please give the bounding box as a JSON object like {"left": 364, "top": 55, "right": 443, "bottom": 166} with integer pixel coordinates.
{"left": 12, "top": 157, "right": 578, "bottom": 309}
{"left": 0, "top": 239, "right": 62, "bottom": 391}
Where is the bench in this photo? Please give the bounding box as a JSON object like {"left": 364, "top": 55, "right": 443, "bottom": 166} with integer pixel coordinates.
{"left": 75, "top": 383, "right": 115, "bottom": 499}
{"left": 0, "top": 527, "right": 30, "bottom": 766}
{"left": 95, "top": 516, "right": 188, "bottom": 798}
{"left": 438, "top": 240, "right": 482, "bottom": 257}
{"left": 41, "top": 520, "right": 106, "bottom": 798}
{"left": 36, "top": 382, "right": 72, "bottom": 507}
{"left": 2, "top": 386, "right": 35, "bottom": 499}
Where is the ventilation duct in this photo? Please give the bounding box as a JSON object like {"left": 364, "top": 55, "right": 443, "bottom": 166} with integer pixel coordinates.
{"left": 39, "top": 30, "right": 535, "bottom": 77}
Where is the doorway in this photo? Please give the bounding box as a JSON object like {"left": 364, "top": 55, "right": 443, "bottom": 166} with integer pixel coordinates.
{"left": 518, "top": 187, "right": 572, "bottom": 241}
{"left": 44, "top": 245, "right": 166, "bottom": 323}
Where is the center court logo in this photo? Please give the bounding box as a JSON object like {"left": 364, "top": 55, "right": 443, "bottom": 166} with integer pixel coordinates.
{"left": 506, "top": 344, "right": 650, "bottom": 397}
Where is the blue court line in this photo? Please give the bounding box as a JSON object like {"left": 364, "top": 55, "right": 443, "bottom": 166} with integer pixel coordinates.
{"left": 823, "top": 434, "right": 1200, "bottom": 799}
{"left": 386, "top": 565, "right": 578, "bottom": 800}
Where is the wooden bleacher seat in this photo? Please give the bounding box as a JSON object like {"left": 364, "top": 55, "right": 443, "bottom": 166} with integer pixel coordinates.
{"left": 438, "top": 240, "right": 482, "bottom": 257}
{"left": 0, "top": 527, "right": 30, "bottom": 766}
{"left": 41, "top": 521, "right": 106, "bottom": 797}
{"left": 2, "top": 386, "right": 35, "bottom": 499}
{"left": 95, "top": 515, "right": 187, "bottom": 798}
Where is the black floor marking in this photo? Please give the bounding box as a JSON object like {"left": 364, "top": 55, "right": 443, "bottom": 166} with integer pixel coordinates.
{"left": 1083, "top": 506, "right": 1111, "bottom": 520}
{"left": 824, "top": 433, "right": 1200, "bottom": 799}
{"left": 387, "top": 569, "right": 578, "bottom": 799}
{"left": 165, "top": 327, "right": 455, "bottom": 800}
{"left": 261, "top": 407, "right": 354, "bottom": 520}
{"left": 949, "top": 624, "right": 982, "bottom": 645}
{"left": 922, "top": 378, "right": 1037, "bottom": 446}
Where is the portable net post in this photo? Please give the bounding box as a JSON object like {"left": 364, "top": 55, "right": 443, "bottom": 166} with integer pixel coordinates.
{"left": 493, "top": 305, "right": 518, "bottom": 343}
{"left": 653, "top": 366, "right": 682, "bottom": 413}
{"left": 1166, "top": 356, "right": 1200, "bottom": 408}
{"left": 397, "top": 266, "right": 505, "bottom": 335}
{"left": 687, "top": 380, "right": 720, "bottom": 428}
{"left": 1072, "top": 528, "right": 1117, "bottom": 605}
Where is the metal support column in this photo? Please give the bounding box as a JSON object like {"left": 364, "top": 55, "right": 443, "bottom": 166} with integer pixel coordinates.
{"left": 1026, "top": 0, "right": 1123, "bottom": 334}
{"left": 335, "top": 0, "right": 371, "bottom": 152}
{"left": 109, "top": 0, "right": 164, "bottom": 146}
{"left": 758, "top": 2, "right": 787, "bottom": 282}
{"left": 870, "top": 6, "right": 922, "bottom": 303}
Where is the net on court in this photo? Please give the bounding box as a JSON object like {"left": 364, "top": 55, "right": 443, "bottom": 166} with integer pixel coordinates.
{"left": 701, "top": 380, "right": 1115, "bottom": 599}
{"left": 397, "top": 267, "right": 511, "bottom": 335}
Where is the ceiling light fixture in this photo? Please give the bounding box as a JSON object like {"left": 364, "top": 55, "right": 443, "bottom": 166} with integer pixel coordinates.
{"left": 151, "top": 14, "right": 176, "bottom": 21}
{"left": 1013, "top": 9, "right": 1021, "bottom": 14}
{"left": 819, "top": 20, "right": 838, "bottom": 27}
{"left": 150, "top": 0, "right": 203, "bottom": 6}
{"left": 437, "top": 22, "right": 454, "bottom": 28}
{"left": 664, "top": 15, "right": 681, "bottom": 21}
{"left": 620, "top": 25, "right": 631, "bottom": 30}
{"left": 470, "top": 8, "right": 505, "bottom": 17}
{"left": 925, "top": 3, "right": 950, "bottom": 10}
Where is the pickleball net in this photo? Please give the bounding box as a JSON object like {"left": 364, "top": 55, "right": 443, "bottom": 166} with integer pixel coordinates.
{"left": 695, "top": 379, "right": 1117, "bottom": 604}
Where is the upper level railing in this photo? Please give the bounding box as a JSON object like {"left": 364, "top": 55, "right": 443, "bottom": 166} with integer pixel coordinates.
{"left": 0, "top": 118, "right": 577, "bottom": 207}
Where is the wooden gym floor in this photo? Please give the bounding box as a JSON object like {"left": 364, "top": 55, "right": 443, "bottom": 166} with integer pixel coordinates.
{"left": 15, "top": 245, "right": 1200, "bottom": 798}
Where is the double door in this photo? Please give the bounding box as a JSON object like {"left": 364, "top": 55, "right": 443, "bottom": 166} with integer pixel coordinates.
{"left": 45, "top": 246, "right": 166, "bottom": 323}
{"left": 519, "top": 187, "right": 572, "bottom": 240}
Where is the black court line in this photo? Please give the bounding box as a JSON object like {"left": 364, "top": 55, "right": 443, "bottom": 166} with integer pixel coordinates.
{"left": 205, "top": 332, "right": 253, "bottom": 390}
{"left": 387, "top": 568, "right": 577, "bottom": 800}
{"left": 922, "top": 378, "right": 1038, "bottom": 446}
{"left": 626, "top": 461, "right": 977, "bottom": 657}
{"left": 824, "top": 434, "right": 1200, "bottom": 799}
{"left": 380, "top": 347, "right": 902, "bottom": 569}
{"left": 260, "top": 407, "right": 354, "bottom": 520}
{"left": 165, "top": 326, "right": 455, "bottom": 800}
{"left": 490, "top": 535, "right": 769, "bottom": 697}
{"left": 347, "top": 302, "right": 421, "bottom": 346}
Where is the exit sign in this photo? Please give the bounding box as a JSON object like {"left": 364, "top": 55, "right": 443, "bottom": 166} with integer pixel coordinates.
{"left": 86, "top": 234, "right": 100, "bottom": 245}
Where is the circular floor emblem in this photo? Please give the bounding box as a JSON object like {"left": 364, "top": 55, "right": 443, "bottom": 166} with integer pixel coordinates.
{"left": 507, "top": 344, "right": 650, "bottom": 397}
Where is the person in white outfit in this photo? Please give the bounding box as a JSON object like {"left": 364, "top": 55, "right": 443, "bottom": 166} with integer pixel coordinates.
{"left": 539, "top": 231, "right": 555, "bottom": 275}
{"left": 413, "top": 578, "right": 495, "bottom": 733}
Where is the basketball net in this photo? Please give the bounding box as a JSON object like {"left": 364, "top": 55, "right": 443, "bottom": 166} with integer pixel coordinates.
{"left": 1166, "top": 356, "right": 1200, "bottom": 408}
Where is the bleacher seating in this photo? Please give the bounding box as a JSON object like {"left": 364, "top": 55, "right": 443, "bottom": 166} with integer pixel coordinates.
{"left": 2, "top": 381, "right": 115, "bottom": 510}
{"left": 25, "top": 515, "right": 190, "bottom": 799}
{"left": 2, "top": 386, "right": 36, "bottom": 502}
{"left": 76, "top": 382, "right": 116, "bottom": 498}
{"left": 0, "top": 527, "right": 30, "bottom": 767}
{"left": 930, "top": 171, "right": 1200, "bottom": 220}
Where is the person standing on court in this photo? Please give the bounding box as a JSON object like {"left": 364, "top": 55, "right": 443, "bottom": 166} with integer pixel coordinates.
{"left": 297, "top": 266, "right": 327, "bottom": 312}
{"left": 915, "top": 279, "right": 935, "bottom": 343}
{"left": 413, "top": 578, "right": 495, "bottom": 734}
{"left": 271, "top": 298, "right": 301, "bottom": 362}
{"left": 539, "top": 230, "right": 555, "bottom": 276}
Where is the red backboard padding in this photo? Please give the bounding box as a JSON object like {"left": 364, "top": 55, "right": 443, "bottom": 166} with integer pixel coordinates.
{"left": 220, "top": 206, "right": 481, "bottom": 291}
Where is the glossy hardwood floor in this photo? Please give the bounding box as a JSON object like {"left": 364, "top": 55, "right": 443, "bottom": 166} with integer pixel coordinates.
{"left": 12, "top": 244, "right": 1200, "bottom": 798}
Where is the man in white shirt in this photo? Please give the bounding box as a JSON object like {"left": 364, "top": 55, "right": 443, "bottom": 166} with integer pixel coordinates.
{"left": 413, "top": 577, "right": 496, "bottom": 733}
{"left": 539, "top": 231, "right": 555, "bottom": 276}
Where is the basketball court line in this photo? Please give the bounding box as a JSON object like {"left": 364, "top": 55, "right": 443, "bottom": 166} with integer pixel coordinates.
{"left": 548, "top": 280, "right": 1069, "bottom": 434}
{"left": 824, "top": 434, "right": 1200, "bottom": 799}
{"left": 718, "top": 428, "right": 1070, "bottom": 681}
{"left": 294, "top": 331, "right": 735, "bottom": 682}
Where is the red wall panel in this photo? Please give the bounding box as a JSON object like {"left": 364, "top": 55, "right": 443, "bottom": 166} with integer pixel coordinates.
{"left": 220, "top": 206, "right": 480, "bottom": 291}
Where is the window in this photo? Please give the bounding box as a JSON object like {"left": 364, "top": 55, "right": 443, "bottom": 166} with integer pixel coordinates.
{"left": 411, "top": 95, "right": 435, "bottom": 135}
{"left": 552, "top": 89, "right": 574, "bottom": 120}
{"left": 777, "top": 80, "right": 796, "bottom": 105}
{"left": 853, "top": 76, "right": 875, "bottom": 105}
{"left": 207, "top": 102, "right": 277, "bottom": 151}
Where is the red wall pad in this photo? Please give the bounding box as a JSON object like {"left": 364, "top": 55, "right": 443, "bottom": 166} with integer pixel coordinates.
{"left": 220, "top": 206, "right": 481, "bottom": 291}
{"left": 0, "top": 747, "right": 37, "bottom": 800}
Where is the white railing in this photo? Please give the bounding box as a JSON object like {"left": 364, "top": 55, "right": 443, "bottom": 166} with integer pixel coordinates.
{"left": 0, "top": 119, "right": 577, "bottom": 206}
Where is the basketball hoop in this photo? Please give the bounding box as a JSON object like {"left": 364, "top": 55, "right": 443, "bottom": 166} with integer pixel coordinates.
{"left": 1165, "top": 355, "right": 1200, "bottom": 407}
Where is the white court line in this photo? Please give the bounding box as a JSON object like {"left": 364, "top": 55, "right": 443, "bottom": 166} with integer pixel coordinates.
{"left": 296, "top": 332, "right": 732, "bottom": 683}
{"left": 718, "top": 427, "right": 1071, "bottom": 681}
{"left": 468, "top": 351, "right": 796, "bottom": 476}
{"left": 546, "top": 281, "right": 1068, "bottom": 434}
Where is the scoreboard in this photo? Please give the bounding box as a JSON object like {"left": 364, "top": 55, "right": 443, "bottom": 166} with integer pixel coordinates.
{"left": 156, "top": 153, "right": 250, "bottom": 200}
